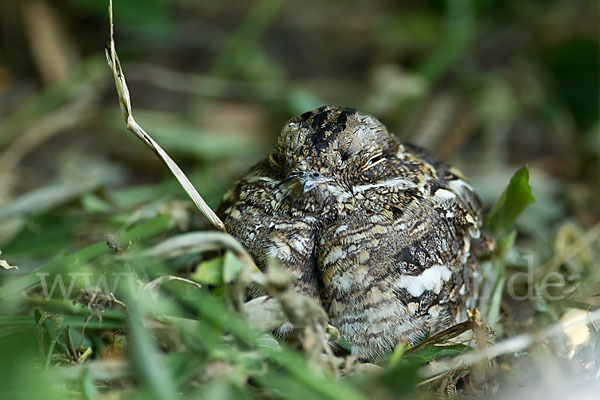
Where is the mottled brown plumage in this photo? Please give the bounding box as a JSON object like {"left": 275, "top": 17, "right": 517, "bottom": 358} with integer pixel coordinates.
{"left": 217, "top": 105, "right": 487, "bottom": 359}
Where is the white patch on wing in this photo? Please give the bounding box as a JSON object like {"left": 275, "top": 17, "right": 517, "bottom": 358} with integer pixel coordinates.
{"left": 353, "top": 178, "right": 417, "bottom": 192}
{"left": 434, "top": 188, "right": 456, "bottom": 201}
{"left": 397, "top": 265, "right": 452, "bottom": 297}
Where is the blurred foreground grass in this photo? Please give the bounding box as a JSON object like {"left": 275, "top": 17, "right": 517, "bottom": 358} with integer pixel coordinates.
{"left": 0, "top": 0, "right": 599, "bottom": 398}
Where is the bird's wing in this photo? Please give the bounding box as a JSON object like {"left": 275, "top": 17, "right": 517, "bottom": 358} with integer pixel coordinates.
{"left": 217, "top": 160, "right": 321, "bottom": 299}
{"left": 317, "top": 147, "right": 483, "bottom": 359}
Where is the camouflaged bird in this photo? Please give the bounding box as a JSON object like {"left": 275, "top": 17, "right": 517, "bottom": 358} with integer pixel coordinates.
{"left": 217, "top": 105, "right": 487, "bottom": 360}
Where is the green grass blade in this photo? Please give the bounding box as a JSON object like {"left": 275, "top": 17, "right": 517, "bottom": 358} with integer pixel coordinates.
{"left": 0, "top": 215, "right": 171, "bottom": 301}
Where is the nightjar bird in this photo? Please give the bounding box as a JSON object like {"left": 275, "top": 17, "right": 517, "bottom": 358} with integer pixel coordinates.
{"left": 217, "top": 106, "right": 487, "bottom": 360}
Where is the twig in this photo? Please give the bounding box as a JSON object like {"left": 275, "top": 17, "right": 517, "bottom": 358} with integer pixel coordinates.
{"left": 105, "top": 0, "right": 225, "bottom": 231}
{"left": 421, "top": 307, "right": 600, "bottom": 379}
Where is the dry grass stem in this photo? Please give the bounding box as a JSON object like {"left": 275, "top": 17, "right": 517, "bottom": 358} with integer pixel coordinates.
{"left": 145, "top": 231, "right": 257, "bottom": 270}
{"left": 105, "top": 0, "right": 225, "bottom": 231}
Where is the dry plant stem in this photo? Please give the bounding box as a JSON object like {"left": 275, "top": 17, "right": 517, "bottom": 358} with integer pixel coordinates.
{"left": 146, "top": 231, "right": 257, "bottom": 270}
{"left": 404, "top": 319, "right": 474, "bottom": 355}
{"left": 468, "top": 309, "right": 495, "bottom": 392}
{"left": 106, "top": 0, "right": 225, "bottom": 231}
{"left": 422, "top": 307, "right": 600, "bottom": 379}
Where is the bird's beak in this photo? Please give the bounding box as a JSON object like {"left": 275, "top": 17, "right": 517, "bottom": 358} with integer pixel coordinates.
{"left": 299, "top": 173, "right": 333, "bottom": 194}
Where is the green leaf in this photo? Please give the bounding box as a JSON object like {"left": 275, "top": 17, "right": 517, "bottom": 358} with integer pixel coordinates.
{"left": 190, "top": 251, "right": 244, "bottom": 286}
{"left": 402, "top": 343, "right": 471, "bottom": 364}
{"left": 484, "top": 166, "right": 535, "bottom": 238}
{"left": 222, "top": 251, "right": 244, "bottom": 283}
{"left": 191, "top": 256, "right": 224, "bottom": 286}
{"left": 376, "top": 357, "right": 420, "bottom": 395}
{"left": 126, "top": 297, "right": 177, "bottom": 400}
{"left": 79, "top": 368, "right": 99, "bottom": 400}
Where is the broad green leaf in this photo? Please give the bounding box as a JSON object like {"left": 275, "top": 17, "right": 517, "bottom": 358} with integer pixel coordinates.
{"left": 191, "top": 251, "right": 245, "bottom": 285}
{"left": 484, "top": 166, "right": 535, "bottom": 238}
{"left": 191, "top": 256, "right": 224, "bottom": 286}
{"left": 222, "top": 251, "right": 244, "bottom": 283}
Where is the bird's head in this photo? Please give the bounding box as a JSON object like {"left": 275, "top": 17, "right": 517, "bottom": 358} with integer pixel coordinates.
{"left": 270, "top": 106, "right": 399, "bottom": 204}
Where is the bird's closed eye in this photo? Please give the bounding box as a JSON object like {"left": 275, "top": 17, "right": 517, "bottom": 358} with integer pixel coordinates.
{"left": 362, "top": 153, "right": 385, "bottom": 171}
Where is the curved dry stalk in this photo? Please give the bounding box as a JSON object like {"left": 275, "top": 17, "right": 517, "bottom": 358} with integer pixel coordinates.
{"left": 144, "top": 231, "right": 257, "bottom": 270}
{"left": 105, "top": 0, "right": 225, "bottom": 231}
